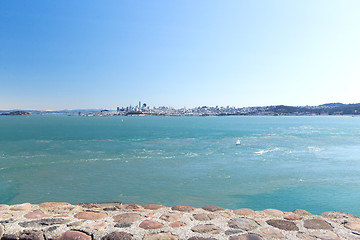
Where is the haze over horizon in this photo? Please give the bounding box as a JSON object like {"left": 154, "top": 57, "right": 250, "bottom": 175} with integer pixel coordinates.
{"left": 1, "top": 0, "right": 360, "bottom": 110}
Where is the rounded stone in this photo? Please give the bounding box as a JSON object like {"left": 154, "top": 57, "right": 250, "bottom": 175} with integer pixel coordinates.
{"left": 296, "top": 232, "right": 317, "bottom": 240}
{"left": 0, "top": 224, "right": 4, "bottom": 239}
{"left": 293, "top": 209, "right": 312, "bottom": 216}
{"left": 159, "top": 213, "right": 182, "bottom": 222}
{"left": 172, "top": 205, "right": 195, "bottom": 212}
{"left": 225, "top": 229, "right": 243, "bottom": 235}
{"left": 310, "top": 231, "right": 340, "bottom": 240}
{"left": 56, "top": 230, "right": 91, "bottom": 240}
{"left": 74, "top": 211, "right": 107, "bottom": 220}
{"left": 143, "top": 232, "right": 178, "bottom": 240}
{"left": 284, "top": 214, "right": 302, "bottom": 220}
{"left": 228, "top": 218, "right": 259, "bottom": 231}
{"left": 145, "top": 212, "right": 154, "bottom": 218}
{"left": 188, "top": 237, "right": 218, "bottom": 240}
{"left": 266, "top": 219, "right": 299, "bottom": 231}
{"left": 83, "top": 221, "right": 107, "bottom": 231}
{"left": 233, "top": 208, "right": 255, "bottom": 216}
{"left": 101, "top": 232, "right": 132, "bottom": 240}
{"left": 202, "top": 206, "right": 225, "bottom": 212}
{"left": 10, "top": 203, "right": 32, "bottom": 211}
{"left": 19, "top": 230, "right": 45, "bottom": 240}
{"left": 118, "top": 204, "right": 143, "bottom": 210}
{"left": 344, "top": 220, "right": 360, "bottom": 232}
{"left": 261, "top": 209, "right": 284, "bottom": 217}
{"left": 229, "top": 234, "right": 263, "bottom": 240}
{"left": 24, "top": 210, "right": 49, "bottom": 219}
{"left": 193, "top": 213, "right": 216, "bottom": 221}
{"left": 80, "top": 203, "right": 103, "bottom": 209}
{"left": 113, "top": 213, "right": 141, "bottom": 223}
{"left": 143, "top": 204, "right": 166, "bottom": 210}
{"left": 139, "top": 220, "right": 164, "bottom": 229}
{"left": 39, "top": 202, "right": 72, "bottom": 208}
{"left": 0, "top": 205, "right": 10, "bottom": 211}
{"left": 191, "top": 224, "right": 221, "bottom": 234}
{"left": 303, "top": 219, "right": 332, "bottom": 230}
{"left": 219, "top": 212, "right": 231, "bottom": 218}
{"left": 169, "top": 221, "right": 186, "bottom": 228}
{"left": 319, "top": 211, "right": 359, "bottom": 219}
{"left": 258, "top": 227, "right": 285, "bottom": 239}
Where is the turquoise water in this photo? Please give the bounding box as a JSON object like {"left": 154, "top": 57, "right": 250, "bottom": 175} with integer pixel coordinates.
{"left": 1, "top": 115, "right": 360, "bottom": 216}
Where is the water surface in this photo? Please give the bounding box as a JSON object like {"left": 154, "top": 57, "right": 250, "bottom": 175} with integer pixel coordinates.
{"left": 1, "top": 115, "right": 360, "bottom": 215}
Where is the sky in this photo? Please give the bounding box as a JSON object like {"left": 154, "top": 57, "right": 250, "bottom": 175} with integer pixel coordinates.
{"left": 1, "top": 0, "right": 360, "bottom": 110}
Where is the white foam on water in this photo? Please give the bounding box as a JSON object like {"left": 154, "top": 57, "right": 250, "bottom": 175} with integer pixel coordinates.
{"left": 185, "top": 152, "right": 199, "bottom": 157}
{"left": 255, "top": 147, "right": 282, "bottom": 155}
{"left": 307, "top": 146, "right": 324, "bottom": 152}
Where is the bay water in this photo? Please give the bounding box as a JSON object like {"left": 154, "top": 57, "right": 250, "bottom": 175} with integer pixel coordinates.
{"left": 1, "top": 115, "right": 360, "bottom": 216}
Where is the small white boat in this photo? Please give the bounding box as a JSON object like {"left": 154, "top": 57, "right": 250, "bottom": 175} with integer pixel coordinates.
{"left": 236, "top": 139, "right": 241, "bottom": 145}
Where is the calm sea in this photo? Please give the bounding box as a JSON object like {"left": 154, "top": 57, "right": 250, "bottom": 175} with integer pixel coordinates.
{"left": 1, "top": 115, "right": 360, "bottom": 216}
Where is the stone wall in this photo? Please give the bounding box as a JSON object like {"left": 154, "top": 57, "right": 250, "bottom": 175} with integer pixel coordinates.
{"left": 0, "top": 202, "right": 360, "bottom": 239}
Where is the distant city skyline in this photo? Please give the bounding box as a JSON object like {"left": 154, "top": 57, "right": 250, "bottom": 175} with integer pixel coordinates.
{"left": 1, "top": 0, "right": 360, "bottom": 110}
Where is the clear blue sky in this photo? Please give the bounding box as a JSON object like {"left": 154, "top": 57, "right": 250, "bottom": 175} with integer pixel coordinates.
{"left": 1, "top": 0, "right": 360, "bottom": 110}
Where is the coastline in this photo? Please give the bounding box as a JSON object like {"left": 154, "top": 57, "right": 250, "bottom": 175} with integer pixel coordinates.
{"left": 1, "top": 202, "right": 359, "bottom": 240}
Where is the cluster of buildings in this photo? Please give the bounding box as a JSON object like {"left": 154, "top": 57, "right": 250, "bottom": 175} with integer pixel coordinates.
{"left": 85, "top": 102, "right": 360, "bottom": 117}
{"left": 87, "top": 103, "right": 311, "bottom": 116}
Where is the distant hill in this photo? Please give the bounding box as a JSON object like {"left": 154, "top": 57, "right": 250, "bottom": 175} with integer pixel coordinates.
{"left": 318, "top": 103, "right": 345, "bottom": 107}
{"left": 0, "top": 111, "right": 30, "bottom": 116}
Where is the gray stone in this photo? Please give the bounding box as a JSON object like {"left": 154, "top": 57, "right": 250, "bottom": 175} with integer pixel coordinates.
{"left": 18, "top": 218, "right": 70, "bottom": 227}
{"left": 2, "top": 233, "right": 19, "bottom": 240}
{"left": 319, "top": 211, "right": 359, "bottom": 220}
{"left": 19, "top": 230, "right": 45, "bottom": 240}
{"left": 47, "top": 226, "right": 59, "bottom": 232}
{"left": 191, "top": 224, "right": 221, "bottom": 234}
{"left": 202, "top": 206, "right": 225, "bottom": 212}
{"left": 303, "top": 219, "right": 332, "bottom": 230}
{"left": 115, "top": 223, "right": 132, "bottom": 228}
{"left": 103, "top": 207, "right": 117, "bottom": 211}
{"left": 193, "top": 213, "right": 216, "bottom": 221}
{"left": 101, "top": 232, "right": 133, "bottom": 240}
{"left": 0, "top": 218, "right": 17, "bottom": 224}
{"left": 266, "top": 219, "right": 299, "bottom": 231}
{"left": 225, "top": 229, "right": 243, "bottom": 235}
{"left": 188, "top": 237, "right": 218, "bottom": 240}
{"left": 228, "top": 218, "right": 259, "bottom": 231}
{"left": 229, "top": 234, "right": 263, "bottom": 240}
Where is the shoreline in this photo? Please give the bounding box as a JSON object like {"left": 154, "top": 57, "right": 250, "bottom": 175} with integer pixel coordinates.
{"left": 1, "top": 202, "right": 359, "bottom": 240}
